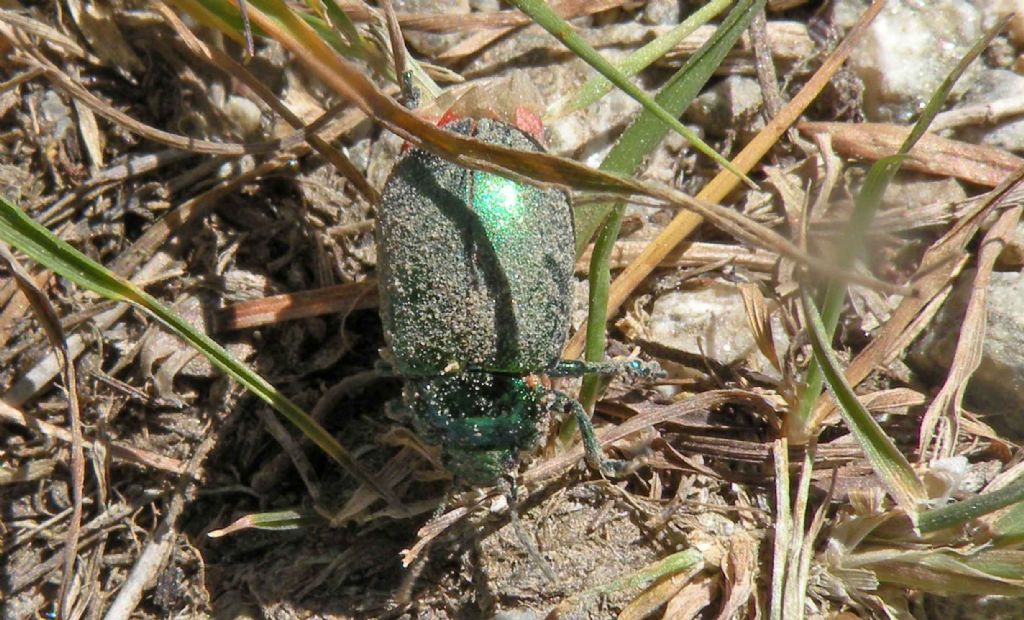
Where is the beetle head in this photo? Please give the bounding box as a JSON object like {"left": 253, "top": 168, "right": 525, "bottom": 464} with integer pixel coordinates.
{"left": 406, "top": 372, "right": 547, "bottom": 486}
{"left": 417, "top": 74, "right": 547, "bottom": 144}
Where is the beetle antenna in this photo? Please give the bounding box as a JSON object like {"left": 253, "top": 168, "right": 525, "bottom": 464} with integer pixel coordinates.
{"left": 505, "top": 477, "right": 557, "bottom": 584}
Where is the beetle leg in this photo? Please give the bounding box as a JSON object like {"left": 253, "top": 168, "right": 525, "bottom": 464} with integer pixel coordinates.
{"left": 502, "top": 476, "right": 558, "bottom": 583}
{"left": 553, "top": 392, "right": 636, "bottom": 478}
{"left": 548, "top": 358, "right": 664, "bottom": 380}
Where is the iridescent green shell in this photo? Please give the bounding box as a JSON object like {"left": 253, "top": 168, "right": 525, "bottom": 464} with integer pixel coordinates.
{"left": 376, "top": 118, "right": 574, "bottom": 377}
{"left": 406, "top": 373, "right": 545, "bottom": 485}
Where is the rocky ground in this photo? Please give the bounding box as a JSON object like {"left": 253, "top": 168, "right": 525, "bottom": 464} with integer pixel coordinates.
{"left": 3, "top": 0, "right": 1024, "bottom": 618}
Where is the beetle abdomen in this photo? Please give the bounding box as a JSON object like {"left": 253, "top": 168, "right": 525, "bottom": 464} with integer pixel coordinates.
{"left": 377, "top": 118, "right": 574, "bottom": 377}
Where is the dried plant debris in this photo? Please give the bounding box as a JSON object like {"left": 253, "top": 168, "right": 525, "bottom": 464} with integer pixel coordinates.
{"left": 5, "top": 0, "right": 1024, "bottom": 618}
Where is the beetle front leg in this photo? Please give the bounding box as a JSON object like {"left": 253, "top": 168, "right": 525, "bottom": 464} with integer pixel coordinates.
{"left": 553, "top": 392, "right": 635, "bottom": 478}
{"left": 548, "top": 358, "right": 663, "bottom": 380}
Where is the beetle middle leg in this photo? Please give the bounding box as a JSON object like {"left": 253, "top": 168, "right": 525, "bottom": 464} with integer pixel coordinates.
{"left": 551, "top": 391, "right": 639, "bottom": 479}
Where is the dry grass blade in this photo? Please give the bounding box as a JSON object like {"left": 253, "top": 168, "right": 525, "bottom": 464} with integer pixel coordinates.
{"left": 769, "top": 440, "right": 790, "bottom": 620}
{"left": 434, "top": 0, "right": 622, "bottom": 62}
{"left": 64, "top": 0, "right": 143, "bottom": 71}
{"left": 740, "top": 282, "right": 782, "bottom": 373}
{"left": 799, "top": 122, "right": 1024, "bottom": 187}
{"left": 401, "top": 504, "right": 472, "bottom": 567}
{"left": 717, "top": 534, "right": 757, "bottom": 620}
{"left": 781, "top": 441, "right": 815, "bottom": 619}
{"left": 0, "top": 243, "right": 85, "bottom": 618}
{"left": 0, "top": 460, "right": 55, "bottom": 484}
{"left": 332, "top": 447, "right": 424, "bottom": 524}
{"left": 617, "top": 562, "right": 701, "bottom": 620}
{"left": 931, "top": 94, "right": 1024, "bottom": 132}
{"left": 749, "top": 7, "right": 782, "bottom": 118}
{"left": 0, "top": 8, "right": 90, "bottom": 58}
{"left": 215, "top": 279, "right": 378, "bottom": 331}
{"left": 0, "top": 265, "right": 49, "bottom": 349}
{"left": 564, "top": 0, "right": 887, "bottom": 358}
{"left": 917, "top": 202, "right": 1024, "bottom": 460}
{"left": 665, "top": 572, "right": 719, "bottom": 619}
{"left": 578, "top": 240, "right": 778, "bottom": 273}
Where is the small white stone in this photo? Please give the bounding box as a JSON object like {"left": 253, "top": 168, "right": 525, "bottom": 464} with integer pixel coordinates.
{"left": 975, "top": 0, "right": 1024, "bottom": 45}
{"left": 955, "top": 69, "right": 1024, "bottom": 153}
{"left": 224, "top": 95, "right": 263, "bottom": 137}
{"left": 647, "top": 281, "right": 788, "bottom": 378}
{"left": 834, "top": 0, "right": 983, "bottom": 122}
{"left": 687, "top": 76, "right": 764, "bottom": 137}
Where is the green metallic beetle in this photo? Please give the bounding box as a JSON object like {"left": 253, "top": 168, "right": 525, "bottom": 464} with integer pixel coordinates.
{"left": 377, "top": 112, "right": 656, "bottom": 486}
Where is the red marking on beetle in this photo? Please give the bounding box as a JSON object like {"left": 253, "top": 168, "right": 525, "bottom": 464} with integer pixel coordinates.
{"left": 514, "top": 106, "right": 545, "bottom": 144}
{"left": 437, "top": 108, "right": 461, "bottom": 128}
{"left": 401, "top": 109, "right": 475, "bottom": 153}
{"left": 399, "top": 105, "right": 544, "bottom": 154}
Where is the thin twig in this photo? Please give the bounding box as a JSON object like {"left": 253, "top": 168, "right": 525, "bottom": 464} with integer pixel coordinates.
{"left": 749, "top": 7, "right": 783, "bottom": 120}
{"left": 102, "top": 427, "right": 218, "bottom": 620}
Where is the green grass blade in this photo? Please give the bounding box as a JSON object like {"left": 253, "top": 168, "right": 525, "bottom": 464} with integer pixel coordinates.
{"left": 865, "top": 549, "right": 1024, "bottom": 595}
{"left": 793, "top": 15, "right": 1011, "bottom": 430}
{"left": 0, "top": 196, "right": 402, "bottom": 510}
{"left": 919, "top": 474, "right": 1024, "bottom": 534}
{"left": 962, "top": 550, "right": 1024, "bottom": 580}
{"left": 300, "top": 10, "right": 361, "bottom": 58}
{"left": 547, "top": 0, "right": 733, "bottom": 121}
{"left": 208, "top": 508, "right": 324, "bottom": 537}
{"left": 507, "top": 0, "right": 754, "bottom": 188}
{"left": 318, "top": 0, "right": 363, "bottom": 50}
{"left": 171, "top": 0, "right": 251, "bottom": 44}
{"left": 574, "top": 0, "right": 764, "bottom": 254}
{"left": 572, "top": 0, "right": 764, "bottom": 421}
{"left": 800, "top": 287, "right": 925, "bottom": 514}
{"left": 992, "top": 500, "right": 1024, "bottom": 545}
